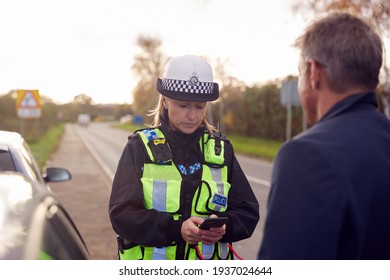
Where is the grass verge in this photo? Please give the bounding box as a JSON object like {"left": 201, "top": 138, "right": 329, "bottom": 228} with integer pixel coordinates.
{"left": 28, "top": 124, "right": 65, "bottom": 170}
{"left": 228, "top": 135, "right": 283, "bottom": 161}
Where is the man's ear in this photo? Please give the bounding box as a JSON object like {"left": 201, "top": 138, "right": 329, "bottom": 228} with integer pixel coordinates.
{"left": 307, "top": 59, "right": 321, "bottom": 90}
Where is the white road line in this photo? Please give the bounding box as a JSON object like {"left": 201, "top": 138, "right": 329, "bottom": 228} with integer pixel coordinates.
{"left": 74, "top": 125, "right": 115, "bottom": 186}
{"left": 246, "top": 175, "right": 270, "bottom": 187}
{"left": 236, "top": 154, "right": 273, "bottom": 168}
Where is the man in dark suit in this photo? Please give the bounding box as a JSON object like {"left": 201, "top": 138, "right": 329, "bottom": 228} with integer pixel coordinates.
{"left": 258, "top": 12, "right": 390, "bottom": 259}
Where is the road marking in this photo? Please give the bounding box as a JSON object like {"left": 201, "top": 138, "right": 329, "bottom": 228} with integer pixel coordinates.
{"left": 236, "top": 154, "right": 273, "bottom": 168}
{"left": 74, "top": 125, "right": 115, "bottom": 187}
{"left": 246, "top": 175, "right": 270, "bottom": 187}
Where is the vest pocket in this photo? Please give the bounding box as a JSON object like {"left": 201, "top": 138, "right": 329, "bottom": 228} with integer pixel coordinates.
{"left": 141, "top": 178, "right": 181, "bottom": 213}
{"left": 189, "top": 242, "right": 232, "bottom": 260}
{"left": 194, "top": 181, "right": 231, "bottom": 214}
{"left": 199, "top": 243, "right": 214, "bottom": 259}
{"left": 217, "top": 243, "right": 231, "bottom": 259}
{"left": 144, "top": 245, "right": 177, "bottom": 260}
{"left": 120, "top": 245, "right": 143, "bottom": 260}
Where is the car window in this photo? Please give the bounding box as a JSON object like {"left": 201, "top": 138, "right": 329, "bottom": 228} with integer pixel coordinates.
{"left": 19, "top": 141, "right": 44, "bottom": 184}
{"left": 0, "top": 149, "right": 16, "bottom": 171}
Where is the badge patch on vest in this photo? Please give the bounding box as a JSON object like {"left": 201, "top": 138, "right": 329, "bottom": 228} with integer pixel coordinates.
{"left": 211, "top": 193, "right": 227, "bottom": 208}
{"left": 147, "top": 138, "right": 172, "bottom": 163}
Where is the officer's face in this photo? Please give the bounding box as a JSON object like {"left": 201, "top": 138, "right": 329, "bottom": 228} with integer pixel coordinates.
{"left": 164, "top": 98, "right": 207, "bottom": 134}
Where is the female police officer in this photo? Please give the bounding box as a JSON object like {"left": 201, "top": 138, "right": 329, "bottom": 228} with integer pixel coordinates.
{"left": 109, "top": 55, "right": 259, "bottom": 260}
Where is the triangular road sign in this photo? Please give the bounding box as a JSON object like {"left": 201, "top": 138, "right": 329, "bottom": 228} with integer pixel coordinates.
{"left": 16, "top": 89, "right": 42, "bottom": 119}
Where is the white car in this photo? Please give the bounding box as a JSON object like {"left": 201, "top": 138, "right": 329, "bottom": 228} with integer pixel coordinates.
{"left": 0, "top": 172, "right": 90, "bottom": 259}
{"left": 120, "top": 114, "right": 133, "bottom": 124}
{"left": 0, "top": 130, "right": 89, "bottom": 259}
{"left": 0, "top": 130, "right": 71, "bottom": 186}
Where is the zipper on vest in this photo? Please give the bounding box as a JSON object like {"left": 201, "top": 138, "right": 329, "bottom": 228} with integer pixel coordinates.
{"left": 185, "top": 193, "right": 192, "bottom": 216}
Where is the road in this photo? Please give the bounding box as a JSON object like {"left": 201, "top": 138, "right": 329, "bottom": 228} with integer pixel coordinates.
{"left": 52, "top": 122, "right": 272, "bottom": 260}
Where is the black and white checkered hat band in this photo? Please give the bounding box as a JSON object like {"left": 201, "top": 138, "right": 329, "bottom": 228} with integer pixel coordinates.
{"left": 162, "top": 78, "right": 214, "bottom": 94}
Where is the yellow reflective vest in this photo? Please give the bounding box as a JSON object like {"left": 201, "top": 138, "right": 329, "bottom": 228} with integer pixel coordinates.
{"left": 119, "top": 128, "right": 232, "bottom": 260}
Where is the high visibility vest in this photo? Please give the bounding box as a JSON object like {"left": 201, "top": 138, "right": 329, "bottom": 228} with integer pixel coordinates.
{"left": 119, "top": 128, "right": 232, "bottom": 260}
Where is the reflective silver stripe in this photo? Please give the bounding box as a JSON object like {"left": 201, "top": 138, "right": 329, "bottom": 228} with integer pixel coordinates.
{"left": 210, "top": 167, "right": 224, "bottom": 212}
{"left": 201, "top": 244, "right": 214, "bottom": 259}
{"left": 152, "top": 180, "right": 167, "bottom": 259}
{"left": 219, "top": 243, "right": 229, "bottom": 259}
{"left": 152, "top": 247, "right": 167, "bottom": 260}
{"left": 204, "top": 169, "right": 228, "bottom": 258}
{"left": 153, "top": 180, "right": 167, "bottom": 212}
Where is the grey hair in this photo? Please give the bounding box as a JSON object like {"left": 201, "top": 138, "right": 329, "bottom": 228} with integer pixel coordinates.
{"left": 294, "top": 12, "right": 383, "bottom": 93}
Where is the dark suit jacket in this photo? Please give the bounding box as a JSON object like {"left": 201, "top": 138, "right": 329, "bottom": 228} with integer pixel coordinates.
{"left": 258, "top": 92, "right": 390, "bottom": 259}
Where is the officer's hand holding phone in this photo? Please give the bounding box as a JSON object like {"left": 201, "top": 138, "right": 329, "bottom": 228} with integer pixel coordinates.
{"left": 199, "top": 215, "right": 227, "bottom": 244}
{"left": 198, "top": 217, "right": 228, "bottom": 230}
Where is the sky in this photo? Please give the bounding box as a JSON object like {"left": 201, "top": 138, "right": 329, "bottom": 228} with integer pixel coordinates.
{"left": 0, "top": 0, "right": 388, "bottom": 104}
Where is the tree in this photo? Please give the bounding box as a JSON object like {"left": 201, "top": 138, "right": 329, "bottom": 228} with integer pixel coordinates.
{"left": 212, "top": 57, "right": 246, "bottom": 132}
{"left": 131, "top": 36, "right": 167, "bottom": 123}
{"left": 73, "top": 94, "right": 94, "bottom": 105}
{"left": 0, "top": 91, "right": 18, "bottom": 131}
{"left": 291, "top": 0, "right": 390, "bottom": 117}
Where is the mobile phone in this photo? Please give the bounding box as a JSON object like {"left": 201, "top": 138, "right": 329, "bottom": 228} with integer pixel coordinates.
{"left": 198, "top": 217, "right": 228, "bottom": 230}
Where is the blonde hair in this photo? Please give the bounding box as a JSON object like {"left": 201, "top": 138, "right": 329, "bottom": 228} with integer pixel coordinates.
{"left": 147, "top": 95, "right": 217, "bottom": 132}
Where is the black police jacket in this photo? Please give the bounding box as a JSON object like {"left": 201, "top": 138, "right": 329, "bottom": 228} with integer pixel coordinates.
{"left": 109, "top": 119, "right": 260, "bottom": 252}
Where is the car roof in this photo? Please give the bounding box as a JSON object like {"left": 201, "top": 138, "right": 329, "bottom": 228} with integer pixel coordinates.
{"left": 0, "top": 172, "right": 37, "bottom": 259}
{"left": 0, "top": 130, "right": 24, "bottom": 150}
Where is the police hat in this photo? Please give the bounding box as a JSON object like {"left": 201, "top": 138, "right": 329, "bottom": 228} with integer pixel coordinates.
{"left": 156, "top": 55, "right": 219, "bottom": 102}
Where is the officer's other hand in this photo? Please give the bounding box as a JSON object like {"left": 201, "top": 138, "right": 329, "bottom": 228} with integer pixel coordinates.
{"left": 181, "top": 216, "right": 204, "bottom": 244}
{"left": 200, "top": 214, "right": 226, "bottom": 245}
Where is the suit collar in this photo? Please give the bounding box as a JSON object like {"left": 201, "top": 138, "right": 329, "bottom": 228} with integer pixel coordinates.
{"left": 319, "top": 92, "right": 378, "bottom": 122}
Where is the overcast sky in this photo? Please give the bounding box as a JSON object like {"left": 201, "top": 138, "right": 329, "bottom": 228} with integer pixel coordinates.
{"left": 0, "top": 0, "right": 388, "bottom": 104}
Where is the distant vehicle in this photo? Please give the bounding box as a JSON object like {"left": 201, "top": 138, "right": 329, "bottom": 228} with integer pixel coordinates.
{"left": 0, "top": 130, "right": 71, "bottom": 188}
{"left": 77, "top": 114, "right": 91, "bottom": 126}
{"left": 0, "top": 172, "right": 90, "bottom": 259}
{"left": 120, "top": 114, "right": 132, "bottom": 124}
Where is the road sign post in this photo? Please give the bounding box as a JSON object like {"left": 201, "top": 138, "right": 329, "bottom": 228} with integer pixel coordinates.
{"left": 280, "top": 80, "right": 300, "bottom": 141}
